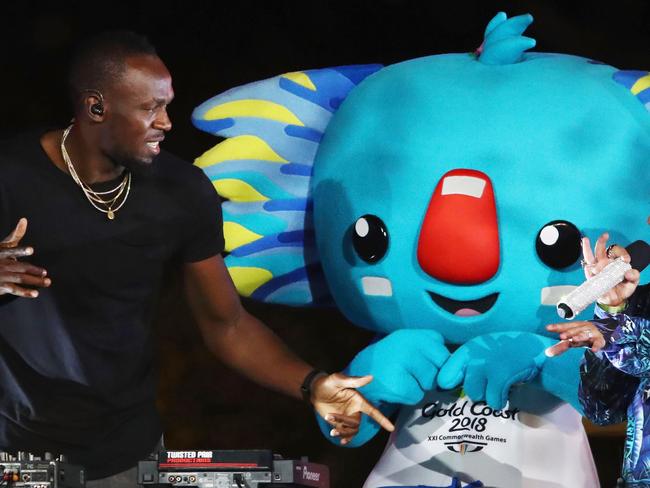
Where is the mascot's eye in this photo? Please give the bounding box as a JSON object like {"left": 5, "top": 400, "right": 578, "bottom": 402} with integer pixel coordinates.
{"left": 535, "top": 220, "right": 582, "bottom": 269}
{"left": 352, "top": 215, "right": 389, "bottom": 263}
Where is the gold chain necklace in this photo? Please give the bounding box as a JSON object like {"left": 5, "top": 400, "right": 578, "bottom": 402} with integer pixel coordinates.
{"left": 60, "top": 125, "right": 131, "bottom": 220}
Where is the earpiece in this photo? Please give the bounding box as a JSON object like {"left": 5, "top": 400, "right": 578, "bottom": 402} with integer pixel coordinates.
{"left": 90, "top": 103, "right": 104, "bottom": 116}
{"left": 83, "top": 89, "right": 105, "bottom": 117}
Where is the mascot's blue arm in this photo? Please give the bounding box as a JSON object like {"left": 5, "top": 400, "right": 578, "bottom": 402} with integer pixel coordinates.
{"left": 533, "top": 346, "right": 584, "bottom": 413}
{"left": 316, "top": 329, "right": 451, "bottom": 446}
{"left": 438, "top": 332, "right": 584, "bottom": 413}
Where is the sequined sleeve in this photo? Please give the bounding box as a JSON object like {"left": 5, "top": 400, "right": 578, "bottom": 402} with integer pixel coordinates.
{"left": 602, "top": 314, "right": 650, "bottom": 377}
{"left": 579, "top": 289, "right": 650, "bottom": 424}
{"left": 579, "top": 348, "right": 638, "bottom": 425}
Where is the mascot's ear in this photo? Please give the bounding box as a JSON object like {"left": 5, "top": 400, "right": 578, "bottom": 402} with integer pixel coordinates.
{"left": 477, "top": 12, "right": 536, "bottom": 65}
{"left": 613, "top": 69, "right": 650, "bottom": 114}
{"left": 192, "top": 65, "right": 382, "bottom": 307}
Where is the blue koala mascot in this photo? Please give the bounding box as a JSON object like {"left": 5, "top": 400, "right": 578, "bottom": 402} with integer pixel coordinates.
{"left": 192, "top": 12, "right": 649, "bottom": 488}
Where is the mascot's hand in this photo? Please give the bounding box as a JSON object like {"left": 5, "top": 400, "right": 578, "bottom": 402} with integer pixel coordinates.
{"left": 317, "top": 329, "right": 449, "bottom": 447}
{"left": 437, "top": 332, "right": 554, "bottom": 410}
{"left": 347, "top": 328, "right": 450, "bottom": 405}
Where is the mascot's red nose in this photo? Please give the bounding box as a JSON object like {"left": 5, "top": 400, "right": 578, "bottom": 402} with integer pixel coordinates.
{"left": 417, "top": 169, "right": 499, "bottom": 284}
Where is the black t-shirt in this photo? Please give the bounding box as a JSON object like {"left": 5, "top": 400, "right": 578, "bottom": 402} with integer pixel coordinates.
{"left": 0, "top": 131, "right": 224, "bottom": 479}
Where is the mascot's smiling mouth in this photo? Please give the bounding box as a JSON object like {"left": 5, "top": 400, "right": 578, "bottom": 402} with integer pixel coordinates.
{"left": 428, "top": 291, "right": 499, "bottom": 317}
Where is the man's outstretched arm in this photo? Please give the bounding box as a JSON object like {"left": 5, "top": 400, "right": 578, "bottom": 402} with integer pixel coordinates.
{"left": 183, "top": 254, "right": 394, "bottom": 444}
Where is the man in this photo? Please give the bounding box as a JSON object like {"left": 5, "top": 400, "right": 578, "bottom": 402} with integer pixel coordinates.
{"left": 0, "top": 31, "right": 392, "bottom": 485}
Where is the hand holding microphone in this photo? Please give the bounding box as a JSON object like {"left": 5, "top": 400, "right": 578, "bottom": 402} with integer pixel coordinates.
{"left": 546, "top": 233, "right": 648, "bottom": 357}
{"left": 556, "top": 233, "right": 648, "bottom": 320}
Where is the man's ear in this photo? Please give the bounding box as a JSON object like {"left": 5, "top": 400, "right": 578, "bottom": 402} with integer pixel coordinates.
{"left": 83, "top": 89, "right": 105, "bottom": 120}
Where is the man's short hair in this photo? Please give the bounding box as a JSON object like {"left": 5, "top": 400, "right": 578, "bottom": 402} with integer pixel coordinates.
{"left": 67, "top": 30, "right": 158, "bottom": 112}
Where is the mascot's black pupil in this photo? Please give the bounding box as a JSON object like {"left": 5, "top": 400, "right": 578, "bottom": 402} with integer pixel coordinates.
{"left": 535, "top": 220, "right": 582, "bottom": 269}
{"left": 352, "top": 215, "right": 389, "bottom": 263}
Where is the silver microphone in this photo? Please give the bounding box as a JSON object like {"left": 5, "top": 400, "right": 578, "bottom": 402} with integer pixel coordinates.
{"left": 556, "top": 240, "right": 650, "bottom": 320}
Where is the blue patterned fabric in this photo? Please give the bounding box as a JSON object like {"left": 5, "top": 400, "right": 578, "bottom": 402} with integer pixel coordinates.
{"left": 579, "top": 285, "right": 650, "bottom": 486}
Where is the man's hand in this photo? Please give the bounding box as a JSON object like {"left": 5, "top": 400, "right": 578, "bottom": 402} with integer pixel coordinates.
{"left": 0, "top": 218, "right": 50, "bottom": 298}
{"left": 311, "top": 373, "right": 394, "bottom": 446}
{"left": 545, "top": 321, "right": 606, "bottom": 356}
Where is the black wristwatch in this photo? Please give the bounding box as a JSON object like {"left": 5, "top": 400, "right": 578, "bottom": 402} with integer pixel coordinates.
{"left": 300, "top": 369, "right": 328, "bottom": 403}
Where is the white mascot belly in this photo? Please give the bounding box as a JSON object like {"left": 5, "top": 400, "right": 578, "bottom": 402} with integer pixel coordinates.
{"left": 366, "top": 388, "right": 597, "bottom": 487}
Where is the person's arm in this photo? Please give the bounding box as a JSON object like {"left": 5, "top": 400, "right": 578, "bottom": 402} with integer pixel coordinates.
{"left": 184, "top": 254, "right": 310, "bottom": 397}
{"left": 546, "top": 310, "right": 650, "bottom": 374}
{"left": 183, "top": 254, "right": 394, "bottom": 443}
{"left": 544, "top": 232, "right": 644, "bottom": 421}
{"left": 600, "top": 313, "right": 650, "bottom": 376}
{"left": 578, "top": 348, "right": 638, "bottom": 425}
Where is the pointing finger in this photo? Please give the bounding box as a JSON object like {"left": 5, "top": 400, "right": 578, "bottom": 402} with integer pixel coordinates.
{"left": 545, "top": 340, "right": 571, "bottom": 357}
{"left": 358, "top": 399, "right": 394, "bottom": 432}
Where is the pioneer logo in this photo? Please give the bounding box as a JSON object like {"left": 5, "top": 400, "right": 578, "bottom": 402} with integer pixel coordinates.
{"left": 302, "top": 466, "right": 321, "bottom": 482}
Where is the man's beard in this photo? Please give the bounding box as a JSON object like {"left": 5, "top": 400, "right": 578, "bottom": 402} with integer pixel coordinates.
{"left": 107, "top": 149, "right": 157, "bottom": 177}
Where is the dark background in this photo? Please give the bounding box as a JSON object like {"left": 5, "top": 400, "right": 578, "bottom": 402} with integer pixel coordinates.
{"left": 2, "top": 1, "right": 648, "bottom": 486}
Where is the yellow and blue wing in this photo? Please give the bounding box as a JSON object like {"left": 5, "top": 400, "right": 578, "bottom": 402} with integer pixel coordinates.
{"left": 192, "top": 65, "right": 382, "bottom": 306}
{"left": 613, "top": 70, "right": 650, "bottom": 111}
